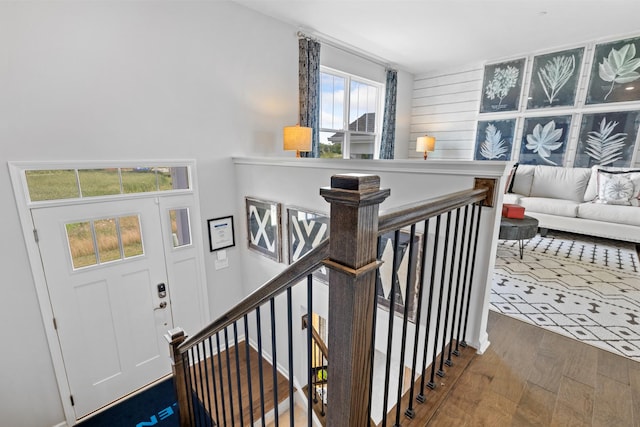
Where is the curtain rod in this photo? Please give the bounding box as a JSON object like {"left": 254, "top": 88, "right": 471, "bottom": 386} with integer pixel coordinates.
{"left": 296, "top": 30, "right": 396, "bottom": 71}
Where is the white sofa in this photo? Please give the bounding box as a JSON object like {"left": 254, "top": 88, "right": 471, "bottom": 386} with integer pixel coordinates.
{"left": 503, "top": 164, "right": 640, "bottom": 244}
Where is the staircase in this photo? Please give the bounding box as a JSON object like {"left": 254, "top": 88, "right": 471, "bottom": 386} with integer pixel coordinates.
{"left": 168, "top": 173, "right": 498, "bottom": 426}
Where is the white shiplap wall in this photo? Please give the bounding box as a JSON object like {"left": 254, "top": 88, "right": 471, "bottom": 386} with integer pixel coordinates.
{"left": 411, "top": 33, "right": 640, "bottom": 168}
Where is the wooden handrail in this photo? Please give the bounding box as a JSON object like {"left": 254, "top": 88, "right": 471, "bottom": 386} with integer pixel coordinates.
{"left": 302, "top": 315, "right": 329, "bottom": 360}
{"left": 378, "top": 188, "right": 487, "bottom": 235}
{"left": 178, "top": 239, "right": 329, "bottom": 353}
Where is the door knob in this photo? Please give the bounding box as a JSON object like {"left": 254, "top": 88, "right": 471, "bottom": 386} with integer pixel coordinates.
{"left": 154, "top": 301, "right": 167, "bottom": 310}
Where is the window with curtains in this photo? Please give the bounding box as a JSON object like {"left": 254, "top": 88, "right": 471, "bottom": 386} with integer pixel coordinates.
{"left": 319, "top": 67, "right": 383, "bottom": 159}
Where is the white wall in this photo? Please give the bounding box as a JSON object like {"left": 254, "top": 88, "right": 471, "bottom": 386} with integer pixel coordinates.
{"left": 411, "top": 32, "right": 640, "bottom": 167}
{"left": 0, "top": 2, "right": 302, "bottom": 426}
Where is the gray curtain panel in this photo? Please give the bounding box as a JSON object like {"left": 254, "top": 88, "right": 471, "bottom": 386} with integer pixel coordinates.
{"left": 298, "top": 38, "right": 321, "bottom": 158}
{"left": 379, "top": 69, "right": 398, "bottom": 159}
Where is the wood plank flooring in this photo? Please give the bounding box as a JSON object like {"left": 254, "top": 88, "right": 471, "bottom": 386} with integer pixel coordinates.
{"left": 425, "top": 311, "right": 640, "bottom": 426}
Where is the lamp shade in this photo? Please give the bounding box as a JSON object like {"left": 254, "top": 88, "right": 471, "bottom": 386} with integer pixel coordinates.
{"left": 416, "top": 135, "right": 436, "bottom": 153}
{"left": 283, "top": 125, "right": 312, "bottom": 152}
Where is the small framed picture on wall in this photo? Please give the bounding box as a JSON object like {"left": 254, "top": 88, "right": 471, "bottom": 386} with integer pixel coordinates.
{"left": 245, "top": 197, "right": 282, "bottom": 262}
{"left": 586, "top": 36, "right": 640, "bottom": 105}
{"left": 479, "top": 58, "right": 526, "bottom": 113}
{"left": 473, "top": 119, "right": 517, "bottom": 160}
{"left": 519, "top": 115, "right": 573, "bottom": 166}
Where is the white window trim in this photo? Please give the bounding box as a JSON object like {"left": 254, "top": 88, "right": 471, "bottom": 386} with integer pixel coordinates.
{"left": 320, "top": 66, "right": 385, "bottom": 159}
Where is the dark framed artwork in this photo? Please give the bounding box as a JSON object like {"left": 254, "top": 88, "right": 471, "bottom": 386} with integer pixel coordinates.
{"left": 479, "top": 58, "right": 526, "bottom": 113}
{"left": 527, "top": 47, "right": 584, "bottom": 109}
{"left": 519, "top": 115, "right": 572, "bottom": 166}
{"left": 287, "top": 207, "right": 330, "bottom": 282}
{"left": 376, "top": 229, "right": 423, "bottom": 323}
{"left": 586, "top": 36, "right": 640, "bottom": 105}
{"left": 473, "top": 119, "right": 517, "bottom": 160}
{"left": 574, "top": 111, "right": 640, "bottom": 168}
{"left": 207, "top": 216, "right": 235, "bottom": 252}
{"left": 245, "top": 197, "right": 282, "bottom": 262}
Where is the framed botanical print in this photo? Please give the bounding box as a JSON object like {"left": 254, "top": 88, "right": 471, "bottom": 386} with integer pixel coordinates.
{"left": 479, "top": 58, "right": 526, "bottom": 113}
{"left": 245, "top": 197, "right": 282, "bottom": 262}
{"left": 519, "top": 115, "right": 572, "bottom": 166}
{"left": 586, "top": 36, "right": 640, "bottom": 105}
{"left": 376, "top": 229, "right": 423, "bottom": 323}
{"left": 574, "top": 111, "right": 640, "bottom": 168}
{"left": 473, "top": 119, "right": 517, "bottom": 160}
{"left": 527, "top": 47, "right": 584, "bottom": 109}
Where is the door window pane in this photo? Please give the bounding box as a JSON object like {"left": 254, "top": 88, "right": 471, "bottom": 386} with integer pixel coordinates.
{"left": 95, "top": 218, "right": 121, "bottom": 263}
{"left": 158, "top": 167, "right": 190, "bottom": 191}
{"left": 26, "top": 170, "right": 79, "bottom": 201}
{"left": 66, "top": 221, "right": 97, "bottom": 269}
{"left": 79, "top": 169, "right": 121, "bottom": 197}
{"left": 120, "top": 215, "right": 144, "bottom": 258}
{"left": 121, "top": 168, "right": 158, "bottom": 194}
{"left": 170, "top": 208, "right": 191, "bottom": 248}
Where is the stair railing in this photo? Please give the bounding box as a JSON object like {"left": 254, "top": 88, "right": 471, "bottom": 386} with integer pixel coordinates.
{"left": 168, "top": 173, "right": 495, "bottom": 427}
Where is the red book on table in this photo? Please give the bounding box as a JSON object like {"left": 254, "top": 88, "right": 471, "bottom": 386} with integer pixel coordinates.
{"left": 502, "top": 204, "right": 525, "bottom": 219}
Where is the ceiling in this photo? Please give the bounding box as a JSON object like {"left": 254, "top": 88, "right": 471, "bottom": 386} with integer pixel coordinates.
{"left": 234, "top": 0, "right": 640, "bottom": 75}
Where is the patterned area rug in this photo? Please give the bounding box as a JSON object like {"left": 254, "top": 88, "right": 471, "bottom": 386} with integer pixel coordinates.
{"left": 490, "top": 231, "right": 640, "bottom": 361}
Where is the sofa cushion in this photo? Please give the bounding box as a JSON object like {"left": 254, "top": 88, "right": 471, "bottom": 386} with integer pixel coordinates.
{"left": 502, "top": 193, "right": 522, "bottom": 205}
{"left": 519, "top": 197, "right": 580, "bottom": 218}
{"left": 584, "top": 165, "right": 640, "bottom": 201}
{"left": 511, "top": 165, "right": 535, "bottom": 196}
{"left": 578, "top": 203, "right": 640, "bottom": 226}
{"left": 595, "top": 169, "right": 640, "bottom": 206}
{"left": 529, "top": 165, "right": 591, "bottom": 202}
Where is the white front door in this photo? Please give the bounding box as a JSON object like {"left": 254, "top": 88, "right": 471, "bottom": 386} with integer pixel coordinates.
{"left": 32, "top": 197, "right": 175, "bottom": 419}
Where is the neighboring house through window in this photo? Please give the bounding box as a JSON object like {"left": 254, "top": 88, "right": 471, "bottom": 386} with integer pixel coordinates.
{"left": 320, "top": 67, "right": 383, "bottom": 159}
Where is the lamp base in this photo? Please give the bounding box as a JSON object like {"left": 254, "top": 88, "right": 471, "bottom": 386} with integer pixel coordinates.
{"left": 423, "top": 151, "right": 428, "bottom": 160}
{"left": 296, "top": 150, "right": 301, "bottom": 158}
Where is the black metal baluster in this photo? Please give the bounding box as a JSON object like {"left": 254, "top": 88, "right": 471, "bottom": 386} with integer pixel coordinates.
{"left": 201, "top": 341, "right": 214, "bottom": 425}
{"left": 429, "top": 211, "right": 452, "bottom": 386}
{"left": 418, "top": 215, "right": 441, "bottom": 401}
{"left": 439, "top": 208, "right": 461, "bottom": 373}
{"left": 394, "top": 224, "right": 417, "bottom": 427}
{"left": 306, "top": 275, "right": 313, "bottom": 427}
{"left": 448, "top": 205, "right": 469, "bottom": 362}
{"left": 405, "top": 219, "right": 429, "bottom": 418}
{"left": 243, "top": 314, "right": 255, "bottom": 426}
{"left": 207, "top": 337, "right": 221, "bottom": 424}
{"left": 194, "top": 344, "right": 208, "bottom": 426}
{"left": 183, "top": 352, "right": 195, "bottom": 426}
{"left": 215, "top": 332, "right": 228, "bottom": 426}
{"left": 312, "top": 340, "right": 318, "bottom": 404}
{"left": 233, "top": 321, "right": 245, "bottom": 427}
{"left": 368, "top": 235, "right": 382, "bottom": 422}
{"left": 286, "top": 287, "right": 295, "bottom": 427}
{"left": 461, "top": 201, "right": 484, "bottom": 348}
{"left": 455, "top": 204, "right": 476, "bottom": 355}
{"left": 224, "top": 327, "right": 236, "bottom": 426}
{"left": 381, "top": 229, "right": 401, "bottom": 426}
{"left": 270, "top": 297, "right": 279, "bottom": 426}
{"left": 255, "top": 307, "right": 267, "bottom": 427}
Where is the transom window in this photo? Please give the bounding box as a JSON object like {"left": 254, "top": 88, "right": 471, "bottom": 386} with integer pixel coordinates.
{"left": 320, "top": 68, "right": 383, "bottom": 159}
{"left": 25, "top": 166, "right": 190, "bottom": 203}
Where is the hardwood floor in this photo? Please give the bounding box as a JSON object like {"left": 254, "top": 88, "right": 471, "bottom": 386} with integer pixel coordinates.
{"left": 426, "top": 311, "right": 640, "bottom": 426}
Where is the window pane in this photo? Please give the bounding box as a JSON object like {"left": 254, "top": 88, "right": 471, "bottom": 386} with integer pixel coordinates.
{"left": 349, "top": 133, "right": 375, "bottom": 159}
{"left": 320, "top": 131, "right": 343, "bottom": 158}
{"left": 66, "top": 221, "right": 97, "bottom": 269}
{"left": 169, "top": 208, "right": 191, "bottom": 248}
{"left": 158, "top": 166, "right": 190, "bottom": 191}
{"left": 26, "top": 170, "right": 79, "bottom": 201}
{"left": 121, "top": 168, "right": 158, "bottom": 193}
{"left": 95, "top": 218, "right": 121, "bottom": 263}
{"left": 320, "top": 73, "right": 345, "bottom": 130}
{"left": 349, "top": 81, "right": 378, "bottom": 133}
{"left": 120, "top": 215, "right": 143, "bottom": 258}
{"left": 79, "top": 169, "right": 121, "bottom": 197}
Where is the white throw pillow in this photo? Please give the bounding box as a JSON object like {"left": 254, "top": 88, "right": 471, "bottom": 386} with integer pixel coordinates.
{"left": 584, "top": 165, "right": 636, "bottom": 201}
{"left": 595, "top": 170, "right": 640, "bottom": 206}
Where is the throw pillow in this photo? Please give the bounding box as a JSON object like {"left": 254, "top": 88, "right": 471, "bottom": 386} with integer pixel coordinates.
{"left": 595, "top": 170, "right": 640, "bottom": 206}
{"left": 505, "top": 163, "right": 519, "bottom": 194}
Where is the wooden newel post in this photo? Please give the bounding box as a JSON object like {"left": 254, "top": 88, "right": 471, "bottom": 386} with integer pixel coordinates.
{"left": 320, "top": 174, "right": 390, "bottom": 426}
{"left": 166, "top": 328, "right": 190, "bottom": 427}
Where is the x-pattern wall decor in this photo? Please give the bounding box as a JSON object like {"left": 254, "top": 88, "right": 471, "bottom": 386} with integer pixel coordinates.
{"left": 287, "top": 207, "right": 330, "bottom": 282}
{"left": 245, "top": 197, "right": 282, "bottom": 262}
